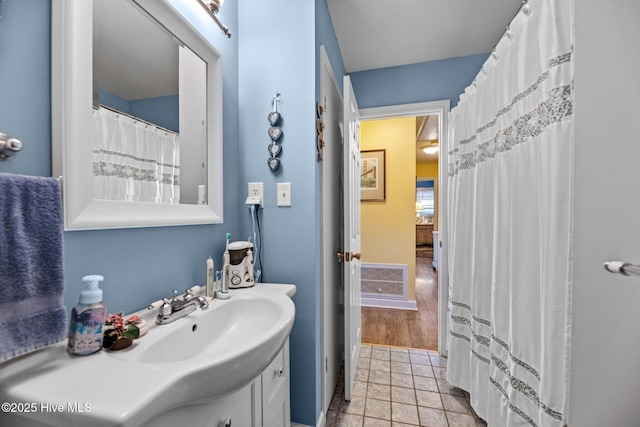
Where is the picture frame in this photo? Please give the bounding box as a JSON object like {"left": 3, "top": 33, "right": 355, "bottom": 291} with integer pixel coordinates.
{"left": 361, "top": 149, "right": 386, "bottom": 201}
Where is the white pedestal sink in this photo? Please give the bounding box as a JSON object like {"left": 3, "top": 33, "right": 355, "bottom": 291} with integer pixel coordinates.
{"left": 0, "top": 284, "right": 296, "bottom": 427}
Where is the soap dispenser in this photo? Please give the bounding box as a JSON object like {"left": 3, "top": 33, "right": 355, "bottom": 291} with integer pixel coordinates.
{"left": 67, "top": 275, "right": 107, "bottom": 356}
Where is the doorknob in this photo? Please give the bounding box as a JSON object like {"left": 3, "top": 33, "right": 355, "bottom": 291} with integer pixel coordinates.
{"left": 352, "top": 252, "right": 361, "bottom": 260}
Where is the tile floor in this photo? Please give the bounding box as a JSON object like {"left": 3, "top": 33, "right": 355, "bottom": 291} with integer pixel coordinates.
{"left": 326, "top": 345, "right": 487, "bottom": 427}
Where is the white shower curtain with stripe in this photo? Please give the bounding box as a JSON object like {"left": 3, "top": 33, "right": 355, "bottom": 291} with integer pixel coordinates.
{"left": 92, "top": 107, "right": 180, "bottom": 204}
{"left": 446, "top": 0, "right": 573, "bottom": 425}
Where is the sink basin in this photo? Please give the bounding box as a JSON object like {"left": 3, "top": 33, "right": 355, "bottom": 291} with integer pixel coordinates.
{"left": 0, "top": 284, "right": 296, "bottom": 427}
{"left": 113, "top": 291, "right": 288, "bottom": 365}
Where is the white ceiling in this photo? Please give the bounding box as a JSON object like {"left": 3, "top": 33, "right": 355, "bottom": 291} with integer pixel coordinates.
{"left": 327, "top": 0, "right": 523, "bottom": 73}
{"left": 94, "top": 0, "right": 179, "bottom": 101}
{"left": 327, "top": 0, "right": 523, "bottom": 165}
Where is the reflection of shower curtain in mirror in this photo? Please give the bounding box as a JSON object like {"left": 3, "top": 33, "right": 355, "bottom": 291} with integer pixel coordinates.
{"left": 92, "top": 107, "right": 180, "bottom": 204}
{"left": 446, "top": 0, "right": 573, "bottom": 425}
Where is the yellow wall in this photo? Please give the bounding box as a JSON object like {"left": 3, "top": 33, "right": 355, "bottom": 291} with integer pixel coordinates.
{"left": 361, "top": 117, "right": 416, "bottom": 300}
{"left": 416, "top": 163, "right": 438, "bottom": 178}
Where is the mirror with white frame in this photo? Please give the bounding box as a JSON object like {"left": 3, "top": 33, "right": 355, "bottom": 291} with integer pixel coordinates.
{"left": 52, "top": 0, "right": 223, "bottom": 230}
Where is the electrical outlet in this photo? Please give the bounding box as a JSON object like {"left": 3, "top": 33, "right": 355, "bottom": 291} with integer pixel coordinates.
{"left": 247, "top": 182, "right": 263, "bottom": 206}
{"left": 277, "top": 182, "right": 292, "bottom": 207}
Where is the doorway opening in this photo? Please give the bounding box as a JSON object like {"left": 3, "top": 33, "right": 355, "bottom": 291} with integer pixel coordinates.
{"left": 358, "top": 103, "right": 449, "bottom": 355}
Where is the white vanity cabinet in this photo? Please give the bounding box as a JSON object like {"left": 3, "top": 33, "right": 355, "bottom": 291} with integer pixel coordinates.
{"left": 147, "top": 339, "right": 290, "bottom": 427}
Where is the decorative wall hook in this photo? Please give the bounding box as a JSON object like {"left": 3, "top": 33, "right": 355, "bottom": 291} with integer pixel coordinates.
{"left": 267, "top": 91, "right": 283, "bottom": 172}
{"left": 316, "top": 99, "right": 326, "bottom": 162}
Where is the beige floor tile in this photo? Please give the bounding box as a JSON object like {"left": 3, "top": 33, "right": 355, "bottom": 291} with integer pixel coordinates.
{"left": 340, "top": 395, "right": 366, "bottom": 415}
{"left": 392, "top": 402, "right": 420, "bottom": 425}
{"left": 391, "top": 372, "right": 415, "bottom": 388}
{"left": 413, "top": 376, "right": 439, "bottom": 392}
{"left": 363, "top": 417, "right": 392, "bottom": 427}
{"left": 369, "top": 369, "right": 391, "bottom": 385}
{"left": 391, "top": 351, "right": 411, "bottom": 363}
{"left": 415, "top": 390, "right": 443, "bottom": 409}
{"left": 446, "top": 411, "right": 478, "bottom": 427}
{"left": 356, "top": 368, "right": 370, "bottom": 382}
{"left": 353, "top": 380, "right": 368, "bottom": 397}
{"left": 432, "top": 367, "right": 447, "bottom": 379}
{"left": 428, "top": 354, "right": 447, "bottom": 367}
{"left": 329, "top": 345, "right": 487, "bottom": 427}
{"left": 371, "top": 359, "right": 392, "bottom": 372}
{"left": 412, "top": 364, "right": 434, "bottom": 378}
{"left": 417, "top": 406, "right": 448, "bottom": 427}
{"left": 368, "top": 383, "right": 391, "bottom": 401}
{"left": 336, "top": 413, "right": 364, "bottom": 427}
{"left": 391, "top": 386, "right": 417, "bottom": 405}
{"left": 365, "top": 398, "right": 391, "bottom": 420}
{"left": 441, "top": 394, "right": 472, "bottom": 414}
{"left": 359, "top": 357, "right": 371, "bottom": 369}
{"left": 436, "top": 379, "right": 464, "bottom": 396}
{"left": 372, "top": 348, "right": 391, "bottom": 361}
{"left": 391, "top": 361, "right": 413, "bottom": 374}
{"left": 410, "top": 354, "right": 432, "bottom": 366}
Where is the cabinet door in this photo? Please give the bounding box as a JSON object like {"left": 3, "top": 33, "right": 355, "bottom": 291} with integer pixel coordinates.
{"left": 262, "top": 340, "right": 290, "bottom": 427}
{"left": 207, "top": 381, "right": 257, "bottom": 427}
{"left": 416, "top": 226, "right": 426, "bottom": 245}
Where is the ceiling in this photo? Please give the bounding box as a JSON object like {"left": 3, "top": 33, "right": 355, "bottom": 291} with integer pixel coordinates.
{"left": 94, "top": 0, "right": 179, "bottom": 101}
{"left": 327, "top": 0, "right": 523, "bottom": 165}
{"left": 416, "top": 115, "right": 439, "bottom": 165}
{"left": 327, "top": 0, "right": 523, "bottom": 73}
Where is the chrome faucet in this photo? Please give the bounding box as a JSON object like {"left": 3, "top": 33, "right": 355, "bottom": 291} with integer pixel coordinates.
{"left": 150, "top": 288, "right": 209, "bottom": 325}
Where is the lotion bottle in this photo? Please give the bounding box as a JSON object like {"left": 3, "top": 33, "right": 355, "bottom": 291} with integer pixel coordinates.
{"left": 67, "top": 275, "right": 107, "bottom": 355}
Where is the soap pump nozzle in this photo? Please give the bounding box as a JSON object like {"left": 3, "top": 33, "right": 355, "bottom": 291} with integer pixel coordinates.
{"left": 80, "top": 275, "right": 104, "bottom": 304}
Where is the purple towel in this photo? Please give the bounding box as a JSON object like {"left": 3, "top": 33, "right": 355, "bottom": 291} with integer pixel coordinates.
{"left": 0, "top": 173, "right": 66, "bottom": 363}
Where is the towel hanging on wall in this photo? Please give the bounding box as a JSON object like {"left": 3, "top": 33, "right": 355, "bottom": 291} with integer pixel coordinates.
{"left": 0, "top": 173, "right": 67, "bottom": 363}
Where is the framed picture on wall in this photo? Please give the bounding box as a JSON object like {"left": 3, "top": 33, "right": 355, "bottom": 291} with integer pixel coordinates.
{"left": 361, "top": 149, "right": 386, "bottom": 201}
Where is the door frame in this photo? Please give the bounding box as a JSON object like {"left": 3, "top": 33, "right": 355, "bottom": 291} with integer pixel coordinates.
{"left": 360, "top": 100, "right": 451, "bottom": 355}
{"left": 319, "top": 46, "right": 344, "bottom": 416}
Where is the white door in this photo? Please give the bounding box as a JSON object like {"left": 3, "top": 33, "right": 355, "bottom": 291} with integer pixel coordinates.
{"left": 342, "top": 75, "right": 361, "bottom": 401}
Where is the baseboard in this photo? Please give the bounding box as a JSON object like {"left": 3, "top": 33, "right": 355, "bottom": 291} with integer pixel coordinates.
{"left": 361, "top": 297, "right": 418, "bottom": 311}
{"left": 290, "top": 410, "right": 324, "bottom": 427}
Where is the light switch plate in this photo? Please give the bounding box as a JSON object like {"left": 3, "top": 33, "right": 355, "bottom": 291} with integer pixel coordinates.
{"left": 277, "top": 182, "right": 292, "bottom": 207}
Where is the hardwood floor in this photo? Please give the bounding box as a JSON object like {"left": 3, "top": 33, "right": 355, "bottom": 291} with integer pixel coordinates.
{"left": 361, "top": 257, "right": 439, "bottom": 351}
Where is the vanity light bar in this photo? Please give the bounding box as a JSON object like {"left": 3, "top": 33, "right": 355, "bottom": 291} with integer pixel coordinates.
{"left": 196, "top": 0, "right": 231, "bottom": 38}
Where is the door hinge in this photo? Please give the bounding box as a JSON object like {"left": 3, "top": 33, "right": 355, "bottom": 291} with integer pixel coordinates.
{"left": 337, "top": 252, "right": 361, "bottom": 262}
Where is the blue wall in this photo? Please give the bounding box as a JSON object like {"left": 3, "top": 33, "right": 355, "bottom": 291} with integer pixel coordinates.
{"left": 99, "top": 90, "right": 180, "bottom": 133}
{"left": 1, "top": 1, "right": 484, "bottom": 425}
{"left": 0, "top": 0, "right": 242, "bottom": 321}
{"left": 238, "top": 1, "right": 318, "bottom": 424}
{"left": 350, "top": 53, "right": 489, "bottom": 109}
{"left": 0, "top": 0, "right": 52, "bottom": 177}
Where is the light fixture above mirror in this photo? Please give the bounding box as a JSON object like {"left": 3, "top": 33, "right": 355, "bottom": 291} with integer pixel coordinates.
{"left": 197, "top": 0, "right": 231, "bottom": 38}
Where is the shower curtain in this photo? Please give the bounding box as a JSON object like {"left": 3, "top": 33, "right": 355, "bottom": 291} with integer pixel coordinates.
{"left": 446, "top": 0, "right": 573, "bottom": 425}
{"left": 92, "top": 106, "right": 180, "bottom": 204}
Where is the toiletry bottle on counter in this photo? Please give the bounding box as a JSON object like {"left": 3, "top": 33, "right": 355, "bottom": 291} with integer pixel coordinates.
{"left": 206, "top": 256, "right": 215, "bottom": 298}
{"left": 67, "top": 275, "right": 107, "bottom": 356}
